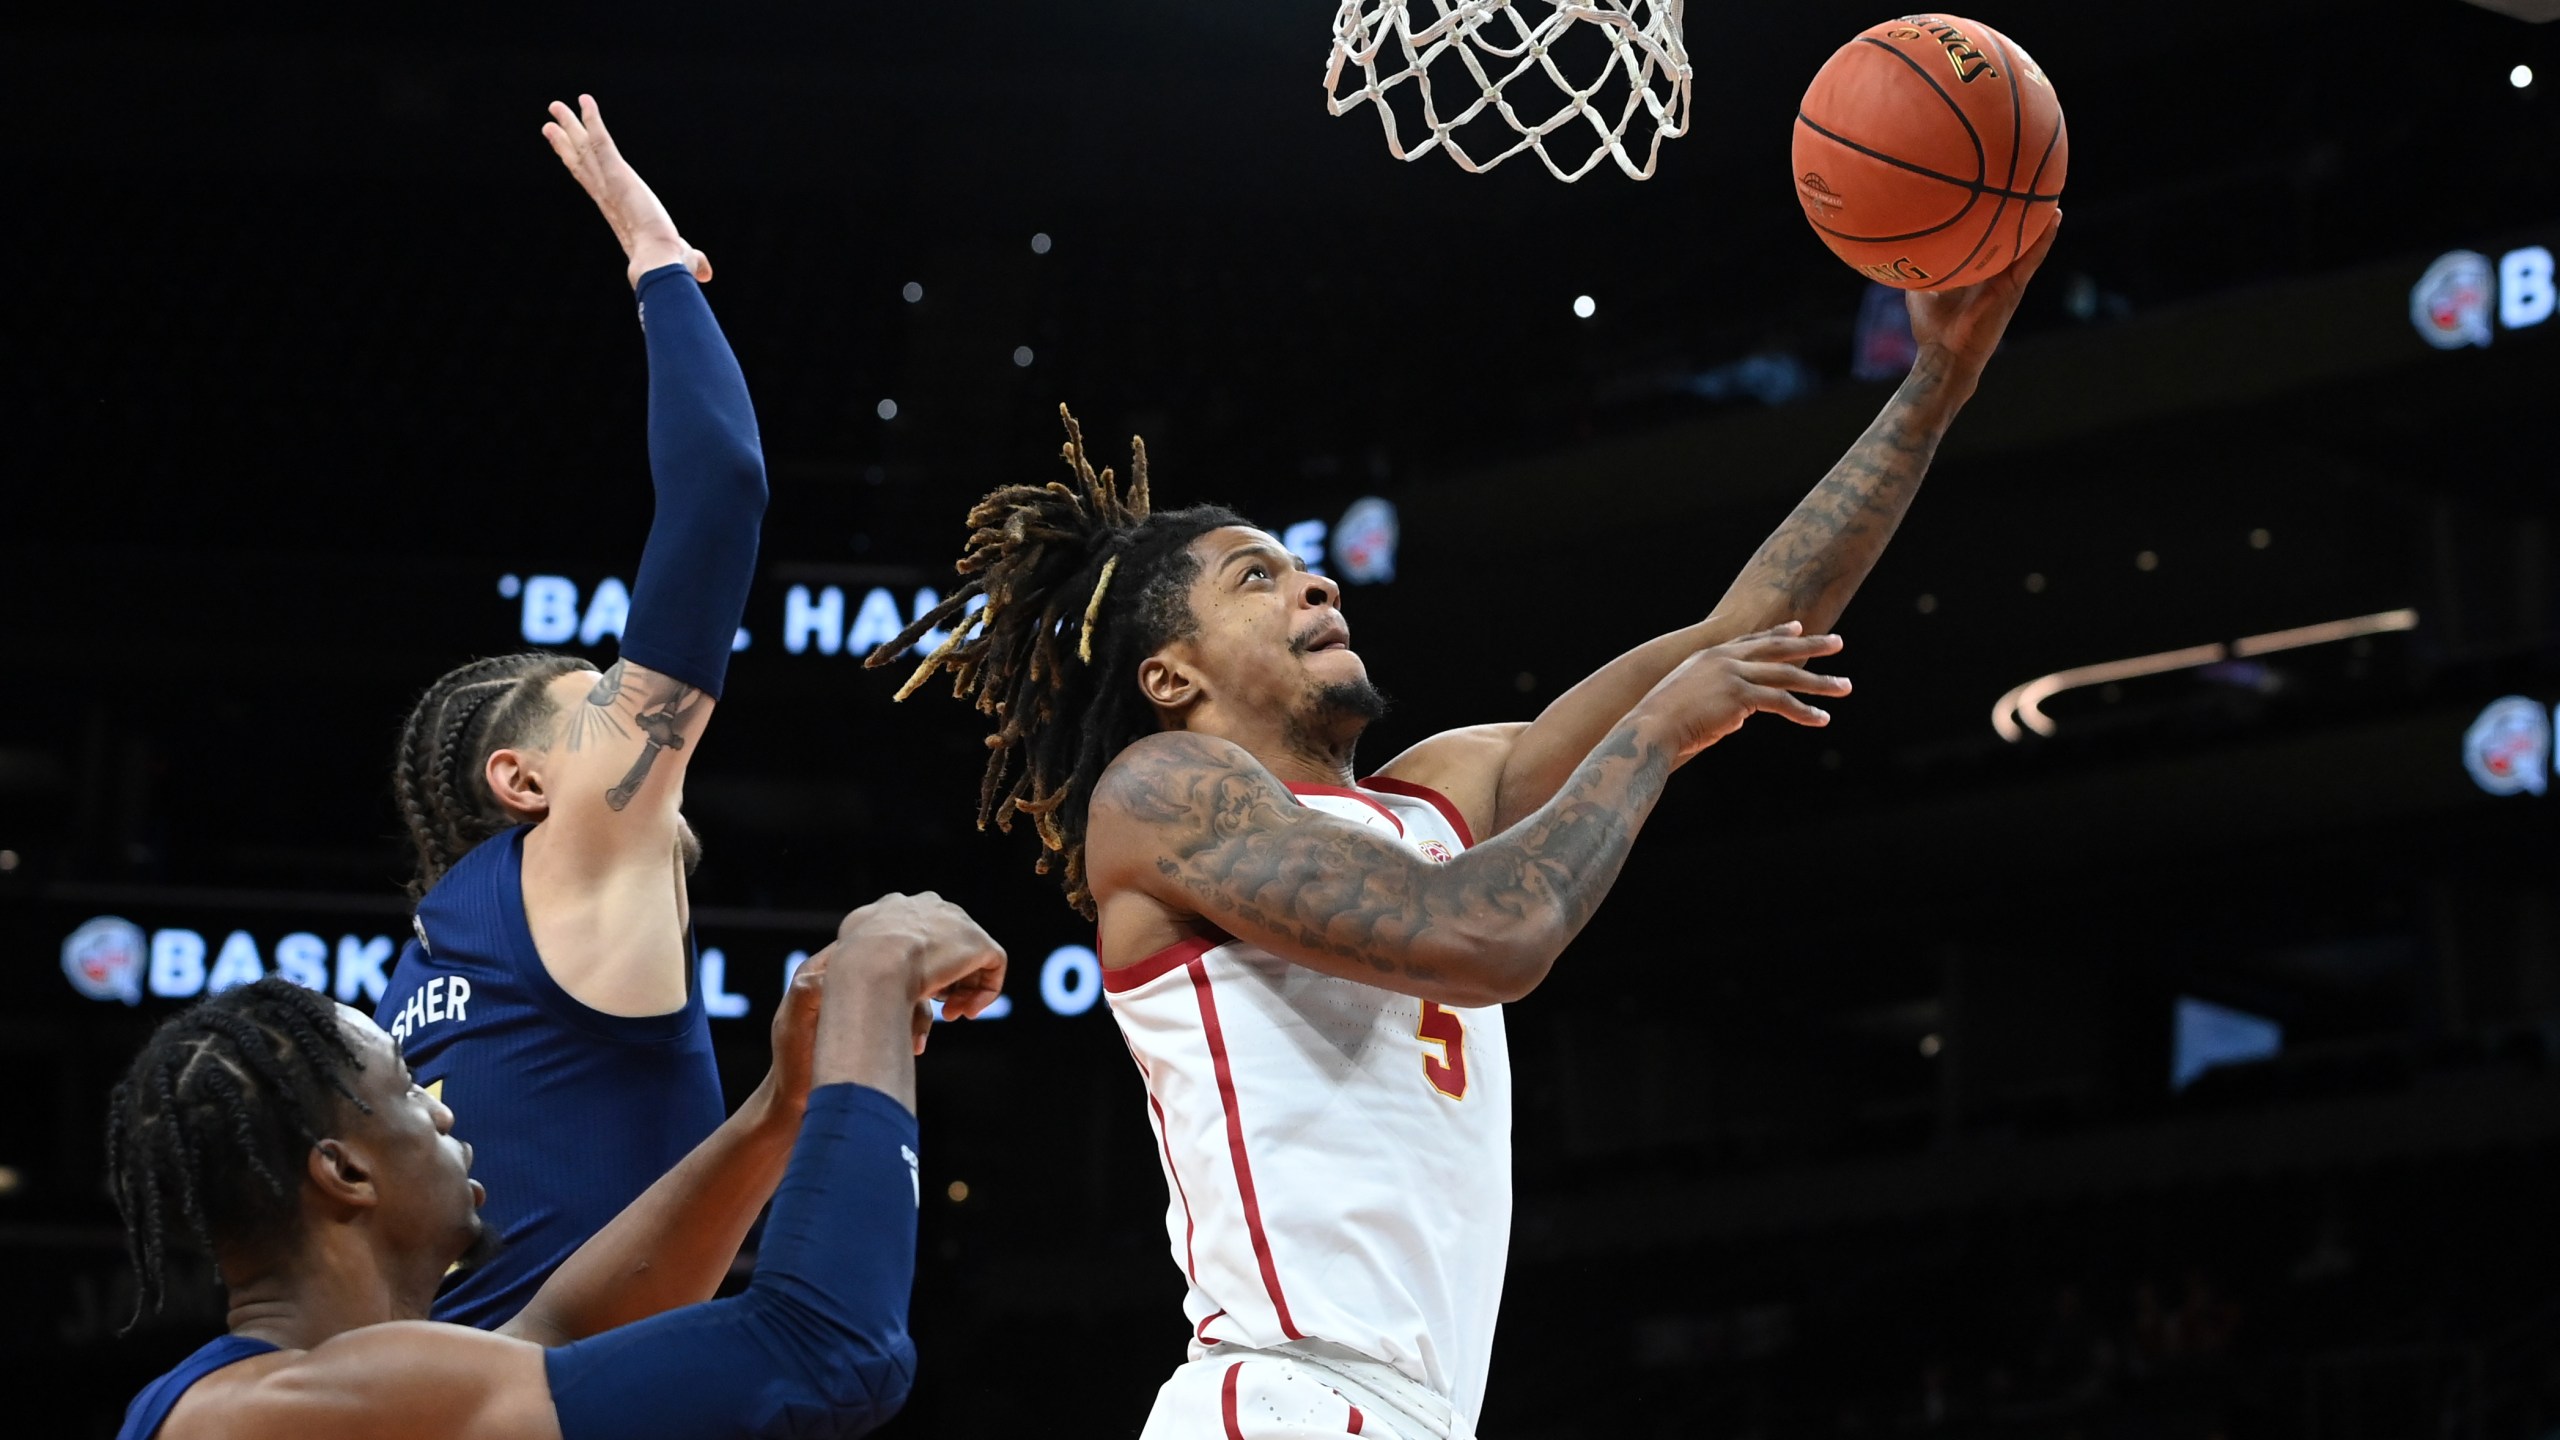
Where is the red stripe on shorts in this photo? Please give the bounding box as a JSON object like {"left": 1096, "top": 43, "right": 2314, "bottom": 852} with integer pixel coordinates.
{"left": 1222, "top": 1362, "right": 1246, "bottom": 1440}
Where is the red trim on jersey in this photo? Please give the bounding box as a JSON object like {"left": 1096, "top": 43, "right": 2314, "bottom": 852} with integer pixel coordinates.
{"left": 1106, "top": 934, "right": 1223, "bottom": 994}
{"left": 1284, "top": 782, "right": 1405, "bottom": 837}
{"left": 1148, "top": 1092, "right": 1200, "bottom": 1283}
{"left": 1221, "top": 1362, "right": 1247, "bottom": 1440}
{"left": 1189, "top": 959, "right": 1304, "bottom": 1341}
{"left": 1348, "top": 1403, "right": 1367, "bottom": 1433}
{"left": 1359, "top": 775, "right": 1475, "bottom": 849}
{"left": 1196, "top": 1307, "right": 1227, "bottom": 1345}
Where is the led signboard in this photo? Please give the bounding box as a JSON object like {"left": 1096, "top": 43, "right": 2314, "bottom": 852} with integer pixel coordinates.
{"left": 498, "top": 499, "right": 1398, "bottom": 654}
{"left": 57, "top": 911, "right": 1101, "bottom": 1023}
{"left": 2411, "top": 244, "right": 2556, "bottom": 349}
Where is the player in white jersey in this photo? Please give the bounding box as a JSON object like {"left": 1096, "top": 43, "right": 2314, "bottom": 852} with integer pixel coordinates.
{"left": 877, "top": 227, "right": 2055, "bottom": 1436}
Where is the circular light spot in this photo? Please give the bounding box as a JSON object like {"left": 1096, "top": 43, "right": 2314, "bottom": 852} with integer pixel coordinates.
{"left": 1030, "top": 232, "right": 1054, "bottom": 255}
{"left": 1572, "top": 294, "right": 1597, "bottom": 319}
{"left": 946, "top": 1180, "right": 970, "bottom": 1203}
{"left": 2249, "top": 528, "right": 2272, "bottom": 550}
{"left": 1918, "top": 1033, "right": 1943, "bottom": 1058}
{"left": 2135, "top": 550, "right": 2159, "bottom": 572}
{"left": 1013, "top": 345, "right": 1035, "bottom": 368}
{"left": 2513, "top": 64, "right": 2535, "bottom": 90}
{"left": 2024, "top": 573, "right": 2047, "bottom": 594}
{"left": 902, "top": 281, "right": 924, "bottom": 303}
{"left": 1916, "top": 593, "right": 1938, "bottom": 614}
{"left": 876, "top": 398, "right": 899, "bottom": 421}
{"left": 0, "top": 850, "right": 17, "bottom": 872}
{"left": 1514, "top": 672, "right": 1538, "bottom": 693}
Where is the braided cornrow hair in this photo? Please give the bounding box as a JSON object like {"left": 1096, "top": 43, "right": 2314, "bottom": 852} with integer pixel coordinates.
{"left": 392, "top": 652, "right": 596, "bottom": 899}
{"left": 868, "top": 405, "right": 1247, "bottom": 917}
{"left": 103, "top": 977, "right": 371, "bottom": 1331}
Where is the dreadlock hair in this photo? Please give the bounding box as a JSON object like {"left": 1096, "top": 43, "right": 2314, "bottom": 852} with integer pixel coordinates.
{"left": 869, "top": 405, "right": 1249, "bottom": 918}
{"left": 103, "top": 977, "right": 372, "bottom": 1332}
{"left": 392, "top": 652, "right": 597, "bottom": 900}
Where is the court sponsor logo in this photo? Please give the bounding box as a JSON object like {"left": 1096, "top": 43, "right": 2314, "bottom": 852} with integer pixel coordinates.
{"left": 2411, "top": 245, "right": 2553, "bottom": 349}
{"left": 2465, "top": 696, "right": 2551, "bottom": 796}
{"left": 62, "top": 917, "right": 146, "bottom": 1005}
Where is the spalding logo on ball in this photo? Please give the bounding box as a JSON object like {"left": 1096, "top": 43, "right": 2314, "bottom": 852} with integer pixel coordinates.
{"left": 1794, "top": 14, "right": 2068, "bottom": 290}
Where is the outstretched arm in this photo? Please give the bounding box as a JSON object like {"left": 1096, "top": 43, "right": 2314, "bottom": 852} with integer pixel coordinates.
{"left": 496, "top": 951, "right": 831, "bottom": 1346}
{"left": 1092, "top": 630, "right": 1848, "bottom": 1006}
{"left": 1385, "top": 220, "right": 2059, "bottom": 838}
{"left": 533, "top": 96, "right": 767, "bottom": 852}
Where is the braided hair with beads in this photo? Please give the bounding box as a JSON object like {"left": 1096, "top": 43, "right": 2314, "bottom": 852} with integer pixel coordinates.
{"left": 868, "top": 406, "right": 1248, "bottom": 917}
{"left": 103, "top": 977, "right": 372, "bottom": 1330}
{"left": 391, "top": 652, "right": 597, "bottom": 900}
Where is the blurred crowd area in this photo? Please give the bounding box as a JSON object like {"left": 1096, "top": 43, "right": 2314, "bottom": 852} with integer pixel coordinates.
{"left": 1490, "top": 1047, "right": 2560, "bottom": 1440}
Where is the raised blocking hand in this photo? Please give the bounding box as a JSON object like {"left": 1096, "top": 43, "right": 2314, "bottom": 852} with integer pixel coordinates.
{"left": 541, "top": 93, "right": 710, "bottom": 289}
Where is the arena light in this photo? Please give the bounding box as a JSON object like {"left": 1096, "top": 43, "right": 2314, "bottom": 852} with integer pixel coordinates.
{"left": 1990, "top": 608, "right": 2418, "bottom": 741}
{"left": 1573, "top": 294, "right": 1597, "bottom": 319}
{"left": 2513, "top": 64, "right": 2536, "bottom": 89}
{"left": 901, "top": 281, "right": 924, "bottom": 303}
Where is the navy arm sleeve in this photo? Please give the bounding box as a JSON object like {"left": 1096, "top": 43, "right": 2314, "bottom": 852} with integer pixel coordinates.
{"left": 617, "top": 262, "right": 769, "bottom": 700}
{"left": 543, "top": 1084, "right": 920, "bottom": 1440}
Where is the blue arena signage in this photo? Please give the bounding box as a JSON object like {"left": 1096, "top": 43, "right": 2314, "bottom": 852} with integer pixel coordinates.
{"left": 61, "top": 914, "right": 1102, "bottom": 1023}
{"left": 2411, "top": 245, "right": 2555, "bottom": 349}
{"left": 498, "top": 500, "right": 1398, "bottom": 657}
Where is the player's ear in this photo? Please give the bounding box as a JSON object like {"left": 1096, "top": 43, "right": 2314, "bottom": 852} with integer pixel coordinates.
{"left": 1137, "top": 653, "right": 1202, "bottom": 716}
{"left": 308, "top": 1137, "right": 379, "bottom": 1213}
{"left": 483, "top": 747, "right": 550, "bottom": 822}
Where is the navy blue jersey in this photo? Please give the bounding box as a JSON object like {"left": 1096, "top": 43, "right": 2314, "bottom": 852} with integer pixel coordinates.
{"left": 117, "top": 1335, "right": 279, "bottom": 1440}
{"left": 377, "top": 825, "right": 724, "bottom": 1329}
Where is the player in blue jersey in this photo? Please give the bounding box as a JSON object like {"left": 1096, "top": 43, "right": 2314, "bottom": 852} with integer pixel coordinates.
{"left": 374, "top": 95, "right": 776, "bottom": 1328}
{"left": 108, "top": 893, "right": 1005, "bottom": 1440}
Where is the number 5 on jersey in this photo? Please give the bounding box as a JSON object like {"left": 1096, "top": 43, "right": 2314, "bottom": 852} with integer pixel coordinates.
{"left": 1418, "top": 1002, "right": 1469, "bottom": 1100}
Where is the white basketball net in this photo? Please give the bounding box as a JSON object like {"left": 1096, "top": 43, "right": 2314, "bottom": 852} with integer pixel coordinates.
{"left": 1323, "top": 0, "right": 1691, "bottom": 182}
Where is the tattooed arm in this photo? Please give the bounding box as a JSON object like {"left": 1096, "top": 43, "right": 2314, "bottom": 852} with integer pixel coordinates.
{"left": 1089, "top": 629, "right": 1850, "bottom": 1006}
{"left": 1381, "top": 220, "right": 2060, "bottom": 838}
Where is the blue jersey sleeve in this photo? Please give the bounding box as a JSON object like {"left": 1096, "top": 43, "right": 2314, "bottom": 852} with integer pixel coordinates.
{"left": 542, "top": 1083, "right": 920, "bottom": 1440}
{"left": 618, "top": 263, "right": 767, "bottom": 700}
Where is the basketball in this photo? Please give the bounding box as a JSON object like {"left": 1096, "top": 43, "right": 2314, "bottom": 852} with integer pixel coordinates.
{"left": 1793, "top": 14, "right": 2068, "bottom": 290}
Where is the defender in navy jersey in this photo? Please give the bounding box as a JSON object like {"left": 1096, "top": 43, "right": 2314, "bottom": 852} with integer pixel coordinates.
{"left": 107, "top": 895, "right": 1006, "bottom": 1440}
{"left": 374, "top": 95, "right": 767, "bottom": 1328}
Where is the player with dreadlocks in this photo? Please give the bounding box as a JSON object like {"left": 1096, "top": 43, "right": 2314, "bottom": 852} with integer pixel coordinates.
{"left": 105, "top": 897, "right": 1004, "bottom": 1440}
{"left": 878, "top": 222, "right": 2059, "bottom": 1439}
{"left": 364, "top": 94, "right": 840, "bottom": 1333}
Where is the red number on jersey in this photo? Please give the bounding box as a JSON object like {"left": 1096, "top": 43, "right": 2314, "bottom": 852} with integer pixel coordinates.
{"left": 1418, "top": 1002, "right": 1468, "bottom": 1099}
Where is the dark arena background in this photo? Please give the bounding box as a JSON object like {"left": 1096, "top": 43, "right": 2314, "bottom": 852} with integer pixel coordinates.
{"left": 10, "top": 3, "right": 2560, "bottom": 1436}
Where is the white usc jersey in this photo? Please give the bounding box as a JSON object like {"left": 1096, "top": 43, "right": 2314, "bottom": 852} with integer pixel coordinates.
{"left": 1107, "top": 779, "right": 1512, "bottom": 1430}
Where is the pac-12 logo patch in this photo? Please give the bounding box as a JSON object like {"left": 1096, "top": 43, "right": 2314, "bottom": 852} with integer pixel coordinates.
{"left": 1417, "top": 839, "right": 1456, "bottom": 863}
{"left": 2412, "top": 250, "right": 2494, "bottom": 350}
{"left": 64, "top": 916, "right": 146, "bottom": 1004}
{"left": 2465, "top": 695, "right": 2550, "bottom": 796}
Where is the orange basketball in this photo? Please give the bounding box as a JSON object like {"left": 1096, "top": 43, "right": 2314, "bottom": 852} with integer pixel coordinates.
{"left": 1793, "top": 15, "right": 2067, "bottom": 290}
